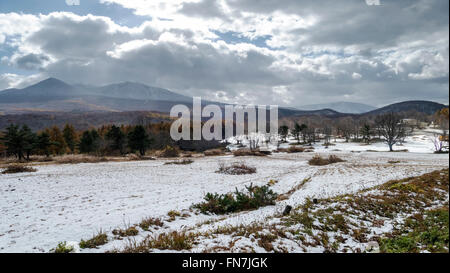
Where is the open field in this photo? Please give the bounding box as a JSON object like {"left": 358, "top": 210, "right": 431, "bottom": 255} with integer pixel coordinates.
{"left": 1, "top": 135, "right": 448, "bottom": 253}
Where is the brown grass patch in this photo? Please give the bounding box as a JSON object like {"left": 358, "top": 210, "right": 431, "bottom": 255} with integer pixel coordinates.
{"left": 56, "top": 155, "right": 108, "bottom": 165}
{"left": 1, "top": 164, "right": 37, "bottom": 174}
{"left": 233, "top": 149, "right": 270, "bottom": 157}
{"left": 204, "top": 149, "right": 226, "bottom": 156}
{"left": 308, "top": 155, "right": 345, "bottom": 166}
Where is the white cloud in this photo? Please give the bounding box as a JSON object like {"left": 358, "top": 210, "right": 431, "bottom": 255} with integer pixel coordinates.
{"left": 0, "top": 0, "right": 448, "bottom": 106}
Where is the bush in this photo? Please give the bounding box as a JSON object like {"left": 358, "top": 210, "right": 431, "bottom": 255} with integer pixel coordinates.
{"left": 53, "top": 242, "right": 75, "bottom": 253}
{"left": 308, "top": 155, "right": 345, "bottom": 166}
{"left": 193, "top": 183, "right": 278, "bottom": 214}
{"left": 139, "top": 217, "right": 164, "bottom": 231}
{"left": 216, "top": 162, "right": 256, "bottom": 175}
{"left": 1, "top": 164, "right": 37, "bottom": 174}
{"left": 79, "top": 231, "right": 108, "bottom": 249}
{"left": 112, "top": 226, "right": 139, "bottom": 237}
{"left": 278, "top": 146, "right": 306, "bottom": 153}
{"left": 160, "top": 146, "right": 180, "bottom": 158}
{"left": 233, "top": 149, "right": 269, "bottom": 157}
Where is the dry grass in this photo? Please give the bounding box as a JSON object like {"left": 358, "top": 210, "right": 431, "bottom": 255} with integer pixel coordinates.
{"left": 308, "top": 155, "right": 345, "bottom": 166}
{"left": 216, "top": 162, "right": 256, "bottom": 175}
{"left": 164, "top": 159, "right": 194, "bottom": 165}
{"left": 120, "top": 231, "right": 195, "bottom": 252}
{"left": 56, "top": 155, "right": 108, "bottom": 165}
{"left": 112, "top": 226, "right": 139, "bottom": 238}
{"left": 139, "top": 217, "right": 164, "bottom": 231}
{"left": 278, "top": 146, "right": 306, "bottom": 153}
{"left": 233, "top": 149, "right": 270, "bottom": 157}
{"left": 159, "top": 146, "right": 180, "bottom": 158}
{"left": 79, "top": 230, "right": 108, "bottom": 249}
{"left": 204, "top": 149, "right": 226, "bottom": 156}
{"left": 1, "top": 164, "right": 37, "bottom": 174}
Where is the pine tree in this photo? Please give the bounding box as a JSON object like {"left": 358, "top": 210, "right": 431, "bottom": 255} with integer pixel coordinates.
{"left": 1, "top": 124, "right": 27, "bottom": 160}
{"left": 21, "top": 125, "right": 37, "bottom": 160}
{"left": 128, "top": 125, "right": 151, "bottom": 156}
{"left": 63, "top": 124, "right": 77, "bottom": 153}
{"left": 78, "top": 130, "right": 101, "bottom": 154}
{"left": 37, "top": 131, "right": 52, "bottom": 157}
{"left": 106, "top": 125, "right": 126, "bottom": 154}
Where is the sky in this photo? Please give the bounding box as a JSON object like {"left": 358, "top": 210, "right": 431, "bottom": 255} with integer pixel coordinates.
{"left": 0, "top": 0, "right": 448, "bottom": 108}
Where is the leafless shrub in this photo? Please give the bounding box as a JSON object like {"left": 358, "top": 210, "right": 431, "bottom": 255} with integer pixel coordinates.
{"left": 308, "top": 155, "right": 345, "bottom": 166}
{"left": 216, "top": 162, "right": 257, "bottom": 175}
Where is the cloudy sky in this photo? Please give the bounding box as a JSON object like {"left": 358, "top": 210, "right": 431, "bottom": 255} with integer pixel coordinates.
{"left": 0, "top": 0, "right": 448, "bottom": 107}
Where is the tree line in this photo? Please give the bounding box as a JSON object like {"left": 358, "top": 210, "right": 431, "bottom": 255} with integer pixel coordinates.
{"left": 0, "top": 123, "right": 167, "bottom": 160}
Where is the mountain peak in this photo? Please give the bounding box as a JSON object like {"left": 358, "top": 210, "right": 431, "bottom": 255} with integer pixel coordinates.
{"left": 34, "top": 78, "right": 71, "bottom": 88}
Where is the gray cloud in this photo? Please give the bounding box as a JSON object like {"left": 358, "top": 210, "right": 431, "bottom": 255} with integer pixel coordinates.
{"left": 0, "top": 0, "right": 448, "bottom": 106}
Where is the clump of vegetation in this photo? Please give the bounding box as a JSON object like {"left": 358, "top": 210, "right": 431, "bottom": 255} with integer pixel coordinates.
{"left": 204, "top": 149, "right": 226, "bottom": 156}
{"left": 233, "top": 149, "right": 269, "bottom": 157}
{"left": 52, "top": 241, "right": 75, "bottom": 253}
{"left": 1, "top": 164, "right": 37, "bottom": 174}
{"left": 388, "top": 160, "right": 401, "bottom": 164}
{"left": 308, "top": 155, "right": 345, "bottom": 166}
{"left": 164, "top": 159, "right": 194, "bottom": 165}
{"left": 139, "top": 217, "right": 164, "bottom": 231}
{"left": 79, "top": 231, "right": 108, "bottom": 249}
{"left": 167, "top": 210, "right": 182, "bottom": 221}
{"left": 277, "top": 146, "right": 306, "bottom": 153}
{"left": 216, "top": 162, "right": 256, "bottom": 175}
{"left": 56, "top": 155, "right": 108, "bottom": 165}
{"left": 120, "top": 231, "right": 195, "bottom": 252}
{"left": 160, "top": 145, "right": 180, "bottom": 158}
{"left": 193, "top": 183, "right": 278, "bottom": 215}
{"left": 112, "top": 226, "right": 139, "bottom": 238}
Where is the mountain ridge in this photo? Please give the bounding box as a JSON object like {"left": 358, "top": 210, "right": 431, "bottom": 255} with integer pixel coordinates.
{"left": 0, "top": 78, "right": 447, "bottom": 118}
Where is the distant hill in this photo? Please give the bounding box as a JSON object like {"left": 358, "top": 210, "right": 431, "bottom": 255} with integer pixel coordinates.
{"left": 1, "top": 78, "right": 447, "bottom": 131}
{"left": 363, "top": 100, "right": 447, "bottom": 116}
{"left": 299, "top": 102, "right": 376, "bottom": 114}
{"left": 0, "top": 78, "right": 192, "bottom": 114}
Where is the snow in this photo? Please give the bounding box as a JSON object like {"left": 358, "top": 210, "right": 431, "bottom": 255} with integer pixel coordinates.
{"left": 0, "top": 136, "right": 448, "bottom": 253}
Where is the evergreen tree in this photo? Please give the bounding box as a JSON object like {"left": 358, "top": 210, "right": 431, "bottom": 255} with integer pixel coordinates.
{"left": 63, "top": 124, "right": 77, "bottom": 153}
{"left": 106, "top": 125, "right": 126, "bottom": 154}
{"left": 21, "top": 125, "right": 37, "bottom": 160}
{"left": 1, "top": 124, "right": 27, "bottom": 160}
{"left": 128, "top": 125, "right": 151, "bottom": 156}
{"left": 78, "top": 130, "right": 100, "bottom": 154}
{"left": 37, "top": 132, "right": 52, "bottom": 157}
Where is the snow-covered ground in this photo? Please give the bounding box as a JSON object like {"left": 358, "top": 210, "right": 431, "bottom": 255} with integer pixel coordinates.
{"left": 0, "top": 135, "right": 448, "bottom": 253}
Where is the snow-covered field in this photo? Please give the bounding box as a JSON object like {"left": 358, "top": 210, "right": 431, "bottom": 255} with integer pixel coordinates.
{"left": 0, "top": 136, "right": 448, "bottom": 253}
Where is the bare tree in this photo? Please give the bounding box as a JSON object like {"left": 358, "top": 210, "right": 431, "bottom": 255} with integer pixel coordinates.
{"left": 375, "top": 112, "right": 406, "bottom": 152}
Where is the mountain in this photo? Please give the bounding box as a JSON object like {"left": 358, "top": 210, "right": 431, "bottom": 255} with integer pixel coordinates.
{"left": 0, "top": 78, "right": 193, "bottom": 114}
{"left": 0, "top": 78, "right": 447, "bottom": 121}
{"left": 363, "top": 100, "right": 447, "bottom": 116}
{"left": 299, "top": 102, "right": 376, "bottom": 114}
